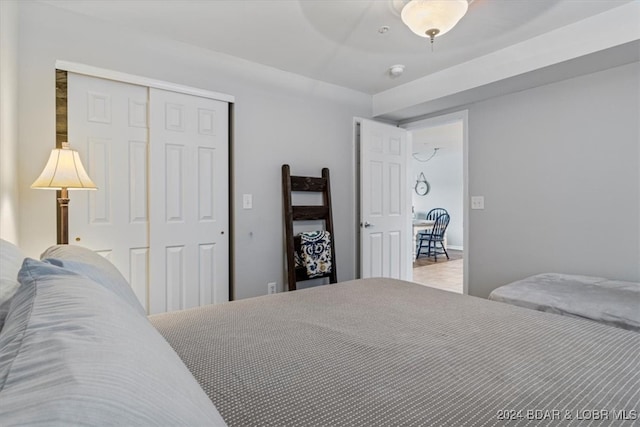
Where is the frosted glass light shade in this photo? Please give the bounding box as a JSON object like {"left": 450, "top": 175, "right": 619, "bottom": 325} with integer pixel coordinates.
{"left": 401, "top": 0, "right": 468, "bottom": 38}
{"left": 31, "top": 143, "right": 97, "bottom": 190}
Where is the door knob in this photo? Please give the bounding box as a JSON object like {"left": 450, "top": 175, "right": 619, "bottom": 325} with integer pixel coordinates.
{"left": 362, "top": 221, "right": 374, "bottom": 228}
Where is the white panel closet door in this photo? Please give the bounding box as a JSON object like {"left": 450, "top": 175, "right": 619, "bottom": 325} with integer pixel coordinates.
{"left": 359, "top": 119, "right": 412, "bottom": 280}
{"left": 67, "top": 73, "right": 150, "bottom": 310}
{"left": 149, "top": 88, "right": 229, "bottom": 314}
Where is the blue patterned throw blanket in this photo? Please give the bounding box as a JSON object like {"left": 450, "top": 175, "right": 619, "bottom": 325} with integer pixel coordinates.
{"left": 295, "top": 231, "right": 332, "bottom": 278}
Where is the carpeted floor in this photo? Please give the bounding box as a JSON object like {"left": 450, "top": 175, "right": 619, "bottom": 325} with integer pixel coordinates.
{"left": 413, "top": 249, "right": 463, "bottom": 267}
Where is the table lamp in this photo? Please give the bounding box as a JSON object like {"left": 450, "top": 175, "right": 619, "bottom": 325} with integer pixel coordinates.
{"left": 31, "top": 142, "right": 97, "bottom": 244}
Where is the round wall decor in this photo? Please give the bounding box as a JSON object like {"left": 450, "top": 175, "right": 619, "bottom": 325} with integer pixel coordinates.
{"left": 414, "top": 172, "right": 430, "bottom": 196}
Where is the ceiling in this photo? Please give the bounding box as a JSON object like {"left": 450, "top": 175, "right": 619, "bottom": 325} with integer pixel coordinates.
{"left": 41, "top": 0, "right": 633, "bottom": 95}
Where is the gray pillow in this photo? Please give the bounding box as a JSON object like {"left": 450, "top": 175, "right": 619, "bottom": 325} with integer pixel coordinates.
{"left": 0, "top": 239, "right": 25, "bottom": 331}
{"left": 0, "top": 258, "right": 227, "bottom": 426}
{"left": 41, "top": 244, "right": 146, "bottom": 316}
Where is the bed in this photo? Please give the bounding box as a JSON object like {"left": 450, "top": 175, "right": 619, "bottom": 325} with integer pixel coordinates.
{"left": 1, "top": 241, "right": 639, "bottom": 426}
{"left": 150, "top": 277, "right": 640, "bottom": 426}
{"left": 488, "top": 273, "right": 640, "bottom": 332}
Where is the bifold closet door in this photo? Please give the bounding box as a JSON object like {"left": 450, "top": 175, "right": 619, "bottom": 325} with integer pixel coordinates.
{"left": 148, "top": 88, "right": 229, "bottom": 314}
{"left": 68, "top": 73, "right": 230, "bottom": 314}
{"left": 67, "top": 73, "right": 150, "bottom": 310}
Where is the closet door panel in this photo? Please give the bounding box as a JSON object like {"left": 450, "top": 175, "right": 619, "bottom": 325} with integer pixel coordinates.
{"left": 149, "top": 88, "right": 229, "bottom": 314}
{"left": 68, "top": 73, "right": 150, "bottom": 311}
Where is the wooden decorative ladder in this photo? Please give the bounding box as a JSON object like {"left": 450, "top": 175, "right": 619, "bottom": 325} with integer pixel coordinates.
{"left": 281, "top": 164, "right": 337, "bottom": 291}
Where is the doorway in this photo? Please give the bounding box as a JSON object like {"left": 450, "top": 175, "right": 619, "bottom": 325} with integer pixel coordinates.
{"left": 402, "top": 111, "right": 468, "bottom": 294}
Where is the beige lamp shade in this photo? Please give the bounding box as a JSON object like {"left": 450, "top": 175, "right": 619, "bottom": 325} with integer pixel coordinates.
{"left": 31, "top": 142, "right": 97, "bottom": 190}
{"left": 401, "top": 0, "right": 468, "bottom": 38}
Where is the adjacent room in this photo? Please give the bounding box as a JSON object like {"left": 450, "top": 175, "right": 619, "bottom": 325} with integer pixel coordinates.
{"left": 1, "top": 0, "right": 638, "bottom": 425}
{"left": 410, "top": 118, "right": 464, "bottom": 293}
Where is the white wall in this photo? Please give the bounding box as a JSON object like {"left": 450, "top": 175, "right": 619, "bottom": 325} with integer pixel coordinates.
{"left": 0, "top": 0, "right": 20, "bottom": 244}
{"left": 411, "top": 121, "right": 463, "bottom": 248}
{"left": 16, "top": 1, "right": 371, "bottom": 299}
{"left": 467, "top": 61, "right": 640, "bottom": 298}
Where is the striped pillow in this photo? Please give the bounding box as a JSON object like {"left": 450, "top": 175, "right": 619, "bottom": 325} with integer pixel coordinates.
{"left": 41, "top": 244, "right": 146, "bottom": 315}
{"left": 0, "top": 258, "right": 226, "bottom": 426}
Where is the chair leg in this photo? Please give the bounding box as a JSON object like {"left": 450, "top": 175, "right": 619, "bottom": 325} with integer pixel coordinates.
{"left": 416, "top": 239, "right": 424, "bottom": 259}
{"left": 441, "top": 241, "right": 449, "bottom": 260}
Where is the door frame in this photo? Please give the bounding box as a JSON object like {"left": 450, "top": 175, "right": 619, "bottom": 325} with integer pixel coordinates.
{"left": 354, "top": 110, "right": 469, "bottom": 294}
{"left": 56, "top": 60, "right": 234, "bottom": 102}
{"left": 55, "top": 60, "right": 237, "bottom": 300}
{"left": 401, "top": 110, "right": 469, "bottom": 295}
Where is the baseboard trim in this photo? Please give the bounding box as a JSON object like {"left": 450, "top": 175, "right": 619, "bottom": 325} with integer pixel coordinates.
{"left": 448, "top": 245, "right": 463, "bottom": 251}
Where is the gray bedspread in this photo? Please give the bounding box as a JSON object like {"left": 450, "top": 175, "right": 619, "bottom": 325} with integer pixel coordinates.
{"left": 150, "top": 278, "right": 640, "bottom": 426}
{"left": 489, "top": 273, "right": 640, "bottom": 332}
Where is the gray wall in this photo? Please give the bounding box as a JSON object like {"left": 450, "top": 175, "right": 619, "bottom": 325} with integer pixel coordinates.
{"left": 12, "top": 2, "right": 639, "bottom": 302}
{"left": 16, "top": 1, "right": 371, "bottom": 299}
{"left": 467, "top": 61, "right": 640, "bottom": 298}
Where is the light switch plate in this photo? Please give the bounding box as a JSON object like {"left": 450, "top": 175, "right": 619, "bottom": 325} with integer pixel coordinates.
{"left": 243, "top": 194, "right": 253, "bottom": 209}
{"left": 471, "top": 196, "right": 485, "bottom": 210}
{"left": 267, "top": 282, "right": 276, "bottom": 295}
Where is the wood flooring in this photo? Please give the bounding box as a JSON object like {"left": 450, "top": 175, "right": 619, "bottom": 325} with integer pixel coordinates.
{"left": 413, "top": 248, "right": 463, "bottom": 267}
{"left": 412, "top": 250, "right": 463, "bottom": 294}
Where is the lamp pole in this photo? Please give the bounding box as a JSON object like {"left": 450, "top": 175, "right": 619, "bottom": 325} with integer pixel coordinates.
{"left": 57, "top": 187, "right": 70, "bottom": 244}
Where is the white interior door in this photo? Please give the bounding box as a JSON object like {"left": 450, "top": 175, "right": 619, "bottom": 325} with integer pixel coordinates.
{"left": 68, "top": 73, "right": 150, "bottom": 310}
{"left": 359, "top": 119, "right": 412, "bottom": 280}
{"left": 148, "top": 88, "right": 229, "bottom": 314}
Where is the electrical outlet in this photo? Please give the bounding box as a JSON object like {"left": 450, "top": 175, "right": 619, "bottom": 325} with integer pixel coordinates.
{"left": 471, "top": 196, "right": 485, "bottom": 210}
{"left": 267, "top": 282, "right": 276, "bottom": 295}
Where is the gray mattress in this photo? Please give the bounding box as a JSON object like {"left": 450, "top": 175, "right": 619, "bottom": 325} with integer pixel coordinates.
{"left": 489, "top": 273, "right": 640, "bottom": 332}
{"left": 150, "top": 278, "right": 640, "bottom": 426}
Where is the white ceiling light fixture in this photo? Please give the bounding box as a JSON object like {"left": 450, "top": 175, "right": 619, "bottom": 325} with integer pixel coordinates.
{"left": 401, "top": 0, "right": 469, "bottom": 46}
